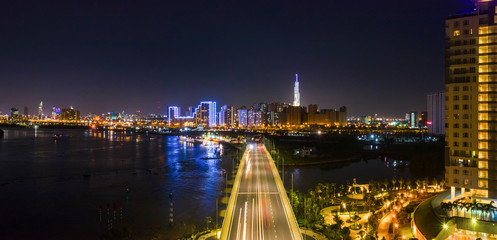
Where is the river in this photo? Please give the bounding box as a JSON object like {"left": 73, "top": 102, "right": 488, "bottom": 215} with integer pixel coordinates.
{"left": 0, "top": 128, "right": 440, "bottom": 239}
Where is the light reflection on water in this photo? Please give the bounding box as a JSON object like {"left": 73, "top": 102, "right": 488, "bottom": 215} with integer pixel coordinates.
{"left": 0, "top": 128, "right": 430, "bottom": 239}
{"left": 0, "top": 128, "right": 231, "bottom": 240}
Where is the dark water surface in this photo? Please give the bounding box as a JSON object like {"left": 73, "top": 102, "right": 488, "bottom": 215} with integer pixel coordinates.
{"left": 0, "top": 128, "right": 234, "bottom": 239}
{"left": 0, "top": 128, "right": 439, "bottom": 239}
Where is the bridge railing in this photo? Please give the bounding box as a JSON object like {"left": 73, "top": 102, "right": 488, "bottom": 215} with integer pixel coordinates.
{"left": 219, "top": 145, "right": 248, "bottom": 239}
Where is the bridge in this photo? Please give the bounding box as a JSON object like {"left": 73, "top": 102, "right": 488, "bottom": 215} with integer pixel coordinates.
{"left": 219, "top": 143, "right": 302, "bottom": 240}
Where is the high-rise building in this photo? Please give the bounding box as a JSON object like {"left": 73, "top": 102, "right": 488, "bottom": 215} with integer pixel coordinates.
{"left": 420, "top": 111, "right": 428, "bottom": 128}
{"left": 194, "top": 101, "right": 217, "bottom": 128}
{"left": 248, "top": 110, "right": 255, "bottom": 127}
{"left": 238, "top": 108, "right": 248, "bottom": 128}
{"left": 339, "top": 106, "right": 348, "bottom": 125}
{"left": 226, "top": 105, "right": 234, "bottom": 128}
{"left": 445, "top": 0, "right": 497, "bottom": 200}
{"left": 168, "top": 105, "right": 194, "bottom": 127}
{"left": 23, "top": 106, "right": 28, "bottom": 117}
{"left": 293, "top": 74, "right": 300, "bottom": 107}
{"left": 282, "top": 106, "right": 303, "bottom": 126}
{"left": 52, "top": 107, "right": 57, "bottom": 120}
{"left": 10, "top": 108, "right": 19, "bottom": 118}
{"left": 408, "top": 111, "right": 418, "bottom": 129}
{"left": 308, "top": 104, "right": 318, "bottom": 124}
{"left": 38, "top": 101, "right": 43, "bottom": 119}
{"left": 427, "top": 92, "right": 445, "bottom": 135}
{"left": 60, "top": 107, "right": 80, "bottom": 121}
{"left": 219, "top": 105, "right": 226, "bottom": 127}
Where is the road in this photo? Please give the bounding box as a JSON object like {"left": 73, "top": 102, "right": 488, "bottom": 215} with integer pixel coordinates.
{"left": 223, "top": 143, "right": 301, "bottom": 240}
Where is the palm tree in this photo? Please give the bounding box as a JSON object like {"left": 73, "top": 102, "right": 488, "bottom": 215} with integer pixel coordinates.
{"left": 398, "top": 177, "right": 405, "bottom": 190}
{"left": 333, "top": 212, "right": 344, "bottom": 227}
{"left": 391, "top": 178, "right": 397, "bottom": 190}
{"left": 415, "top": 179, "right": 422, "bottom": 190}
{"left": 406, "top": 179, "right": 412, "bottom": 190}
{"left": 463, "top": 203, "right": 472, "bottom": 218}
{"left": 431, "top": 178, "right": 438, "bottom": 190}
{"left": 315, "top": 184, "right": 323, "bottom": 208}
{"left": 422, "top": 177, "right": 429, "bottom": 189}
{"left": 330, "top": 182, "right": 337, "bottom": 198}
{"left": 489, "top": 201, "right": 496, "bottom": 221}
{"left": 440, "top": 202, "right": 453, "bottom": 217}
{"left": 339, "top": 184, "right": 346, "bottom": 196}
{"left": 439, "top": 178, "right": 446, "bottom": 190}
{"left": 382, "top": 179, "right": 389, "bottom": 191}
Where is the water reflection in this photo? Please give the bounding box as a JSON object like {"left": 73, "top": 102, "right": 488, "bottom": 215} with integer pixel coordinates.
{"left": 286, "top": 157, "right": 419, "bottom": 193}
{"left": 0, "top": 128, "right": 229, "bottom": 239}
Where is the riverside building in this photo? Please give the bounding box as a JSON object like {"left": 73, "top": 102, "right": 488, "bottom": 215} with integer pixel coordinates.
{"left": 445, "top": 0, "right": 497, "bottom": 201}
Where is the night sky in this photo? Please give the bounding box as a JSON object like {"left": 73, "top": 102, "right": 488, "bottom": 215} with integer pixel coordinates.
{"left": 0, "top": 0, "right": 474, "bottom": 117}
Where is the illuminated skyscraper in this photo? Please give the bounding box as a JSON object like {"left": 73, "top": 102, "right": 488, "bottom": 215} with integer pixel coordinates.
{"left": 194, "top": 101, "right": 217, "bottom": 128}
{"left": 38, "top": 101, "right": 43, "bottom": 119}
{"left": 445, "top": 0, "right": 497, "bottom": 200}
{"left": 219, "top": 105, "right": 227, "bottom": 127}
{"left": 238, "top": 108, "right": 247, "bottom": 128}
{"left": 293, "top": 74, "right": 300, "bottom": 107}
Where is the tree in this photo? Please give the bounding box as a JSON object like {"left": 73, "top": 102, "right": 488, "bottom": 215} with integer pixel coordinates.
{"left": 415, "top": 179, "right": 422, "bottom": 190}
{"left": 439, "top": 178, "right": 446, "bottom": 190}
{"left": 440, "top": 202, "right": 454, "bottom": 217}
{"left": 341, "top": 227, "right": 351, "bottom": 240}
{"left": 406, "top": 179, "right": 412, "bottom": 190}
{"left": 422, "top": 177, "right": 429, "bottom": 189}
{"left": 391, "top": 178, "right": 397, "bottom": 190}
{"left": 431, "top": 178, "right": 438, "bottom": 189}
{"left": 382, "top": 179, "right": 389, "bottom": 191}
{"left": 398, "top": 177, "right": 404, "bottom": 190}
{"left": 205, "top": 216, "right": 213, "bottom": 230}
{"left": 334, "top": 213, "right": 344, "bottom": 227}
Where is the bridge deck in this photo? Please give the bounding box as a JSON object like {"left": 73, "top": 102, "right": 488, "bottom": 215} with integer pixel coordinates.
{"left": 220, "top": 143, "right": 302, "bottom": 240}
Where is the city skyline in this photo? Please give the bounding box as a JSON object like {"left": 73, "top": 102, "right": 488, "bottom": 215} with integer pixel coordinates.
{"left": 0, "top": 0, "right": 475, "bottom": 117}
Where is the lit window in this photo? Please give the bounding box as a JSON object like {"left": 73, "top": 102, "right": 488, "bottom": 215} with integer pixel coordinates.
{"left": 479, "top": 142, "right": 489, "bottom": 150}
{"left": 479, "top": 123, "right": 489, "bottom": 130}
{"left": 479, "top": 113, "right": 488, "bottom": 120}
{"left": 479, "top": 170, "right": 488, "bottom": 178}
{"left": 479, "top": 160, "right": 489, "bottom": 169}
{"left": 478, "top": 180, "right": 488, "bottom": 188}
{"left": 479, "top": 104, "right": 488, "bottom": 111}
{"left": 454, "top": 30, "right": 461, "bottom": 36}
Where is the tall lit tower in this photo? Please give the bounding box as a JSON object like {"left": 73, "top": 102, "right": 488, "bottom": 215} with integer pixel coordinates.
{"left": 293, "top": 74, "right": 300, "bottom": 106}
{"left": 445, "top": 0, "right": 497, "bottom": 200}
{"left": 38, "top": 101, "right": 43, "bottom": 119}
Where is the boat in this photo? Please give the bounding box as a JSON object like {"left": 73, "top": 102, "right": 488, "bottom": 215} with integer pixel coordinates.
{"left": 53, "top": 133, "right": 68, "bottom": 140}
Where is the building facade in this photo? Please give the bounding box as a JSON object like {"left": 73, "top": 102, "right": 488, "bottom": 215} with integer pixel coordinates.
{"left": 238, "top": 108, "right": 248, "bottom": 128}
{"left": 445, "top": 0, "right": 497, "bottom": 199}
{"left": 427, "top": 92, "right": 446, "bottom": 135}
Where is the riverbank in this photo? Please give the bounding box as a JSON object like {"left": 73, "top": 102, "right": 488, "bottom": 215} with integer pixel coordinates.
{"left": 268, "top": 135, "right": 444, "bottom": 177}
{"left": 277, "top": 154, "right": 361, "bottom": 166}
